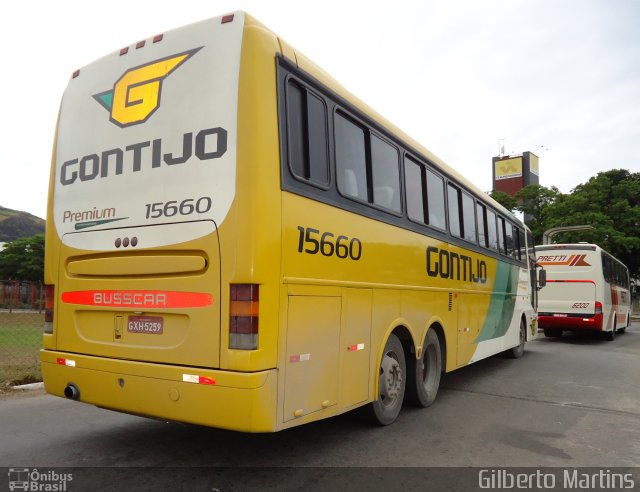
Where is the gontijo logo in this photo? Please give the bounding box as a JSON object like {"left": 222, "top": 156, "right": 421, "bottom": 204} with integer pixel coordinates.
{"left": 93, "top": 47, "right": 202, "bottom": 127}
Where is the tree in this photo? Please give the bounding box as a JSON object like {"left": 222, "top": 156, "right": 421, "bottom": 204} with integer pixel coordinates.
{"left": 0, "top": 234, "right": 44, "bottom": 281}
{"left": 515, "top": 184, "right": 562, "bottom": 243}
{"left": 488, "top": 190, "right": 518, "bottom": 212}
{"left": 543, "top": 169, "right": 640, "bottom": 277}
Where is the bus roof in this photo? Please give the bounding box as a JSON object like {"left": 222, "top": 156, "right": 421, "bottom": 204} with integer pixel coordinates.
{"left": 537, "top": 243, "right": 628, "bottom": 268}
{"left": 536, "top": 243, "right": 599, "bottom": 252}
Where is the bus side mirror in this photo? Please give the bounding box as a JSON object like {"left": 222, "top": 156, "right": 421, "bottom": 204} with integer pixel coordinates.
{"left": 537, "top": 267, "right": 547, "bottom": 290}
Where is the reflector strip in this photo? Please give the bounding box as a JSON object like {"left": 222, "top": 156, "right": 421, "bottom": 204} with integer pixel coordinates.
{"left": 348, "top": 343, "right": 365, "bottom": 351}
{"left": 56, "top": 358, "right": 76, "bottom": 367}
{"left": 61, "top": 290, "right": 213, "bottom": 308}
{"left": 182, "top": 374, "right": 216, "bottom": 385}
{"left": 289, "top": 353, "right": 311, "bottom": 363}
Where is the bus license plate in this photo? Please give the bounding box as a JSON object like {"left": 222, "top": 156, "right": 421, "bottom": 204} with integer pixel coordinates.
{"left": 127, "top": 315, "right": 164, "bottom": 334}
{"left": 553, "top": 313, "right": 568, "bottom": 317}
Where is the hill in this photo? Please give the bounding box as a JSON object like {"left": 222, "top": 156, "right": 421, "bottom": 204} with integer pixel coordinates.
{"left": 0, "top": 206, "right": 45, "bottom": 242}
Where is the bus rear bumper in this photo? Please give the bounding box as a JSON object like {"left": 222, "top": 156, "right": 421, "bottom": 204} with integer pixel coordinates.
{"left": 538, "top": 313, "right": 603, "bottom": 331}
{"left": 40, "top": 350, "right": 278, "bottom": 432}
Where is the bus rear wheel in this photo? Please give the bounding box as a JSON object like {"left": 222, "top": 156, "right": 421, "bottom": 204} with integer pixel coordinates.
{"left": 617, "top": 313, "right": 630, "bottom": 334}
{"left": 363, "top": 334, "right": 406, "bottom": 425}
{"left": 406, "top": 329, "right": 442, "bottom": 407}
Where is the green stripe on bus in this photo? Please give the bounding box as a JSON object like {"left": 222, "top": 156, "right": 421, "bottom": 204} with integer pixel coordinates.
{"left": 475, "top": 262, "right": 519, "bottom": 343}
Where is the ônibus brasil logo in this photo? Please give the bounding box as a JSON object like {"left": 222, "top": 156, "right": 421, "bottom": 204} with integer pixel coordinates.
{"left": 93, "top": 47, "right": 201, "bottom": 128}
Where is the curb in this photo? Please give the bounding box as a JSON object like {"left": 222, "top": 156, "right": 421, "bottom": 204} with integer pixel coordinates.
{"left": 12, "top": 382, "right": 44, "bottom": 391}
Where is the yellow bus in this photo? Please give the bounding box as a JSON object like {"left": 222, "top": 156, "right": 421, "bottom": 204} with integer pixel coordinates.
{"left": 42, "top": 11, "right": 541, "bottom": 432}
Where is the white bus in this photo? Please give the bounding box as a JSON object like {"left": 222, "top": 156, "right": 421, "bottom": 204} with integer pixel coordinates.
{"left": 536, "top": 244, "right": 631, "bottom": 340}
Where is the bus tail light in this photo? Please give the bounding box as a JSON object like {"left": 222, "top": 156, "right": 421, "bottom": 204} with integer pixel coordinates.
{"left": 593, "top": 301, "right": 604, "bottom": 330}
{"left": 229, "top": 284, "right": 259, "bottom": 350}
{"left": 44, "top": 284, "right": 55, "bottom": 334}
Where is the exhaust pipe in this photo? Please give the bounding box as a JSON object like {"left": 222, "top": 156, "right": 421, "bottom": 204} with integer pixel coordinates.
{"left": 64, "top": 384, "right": 80, "bottom": 401}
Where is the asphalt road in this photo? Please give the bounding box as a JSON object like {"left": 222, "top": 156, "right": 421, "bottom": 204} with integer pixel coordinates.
{"left": 1, "top": 322, "right": 639, "bottom": 490}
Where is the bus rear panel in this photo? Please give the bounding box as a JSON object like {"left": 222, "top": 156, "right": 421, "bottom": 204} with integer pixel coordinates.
{"left": 42, "top": 12, "right": 284, "bottom": 432}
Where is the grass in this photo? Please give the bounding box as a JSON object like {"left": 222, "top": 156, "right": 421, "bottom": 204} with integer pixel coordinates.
{"left": 0, "top": 311, "right": 43, "bottom": 389}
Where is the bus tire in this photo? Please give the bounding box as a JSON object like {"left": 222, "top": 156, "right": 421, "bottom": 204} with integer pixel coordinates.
{"left": 507, "top": 318, "right": 526, "bottom": 359}
{"left": 604, "top": 329, "right": 615, "bottom": 341}
{"left": 406, "top": 329, "right": 442, "bottom": 407}
{"left": 362, "top": 334, "right": 406, "bottom": 426}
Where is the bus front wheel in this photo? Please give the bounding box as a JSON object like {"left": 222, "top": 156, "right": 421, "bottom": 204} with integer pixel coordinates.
{"left": 406, "top": 329, "right": 442, "bottom": 407}
{"left": 506, "top": 319, "right": 526, "bottom": 359}
{"left": 363, "top": 334, "right": 406, "bottom": 425}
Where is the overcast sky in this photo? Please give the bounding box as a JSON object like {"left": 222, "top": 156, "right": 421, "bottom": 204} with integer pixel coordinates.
{"left": 1, "top": 0, "right": 639, "bottom": 219}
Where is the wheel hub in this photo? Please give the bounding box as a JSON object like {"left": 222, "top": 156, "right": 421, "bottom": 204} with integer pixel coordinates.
{"left": 380, "top": 354, "right": 402, "bottom": 401}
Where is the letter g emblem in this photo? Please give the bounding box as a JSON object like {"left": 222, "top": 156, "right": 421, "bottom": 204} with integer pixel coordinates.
{"left": 93, "top": 47, "right": 201, "bottom": 128}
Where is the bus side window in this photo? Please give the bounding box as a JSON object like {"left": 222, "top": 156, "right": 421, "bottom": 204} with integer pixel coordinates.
{"left": 335, "top": 112, "right": 367, "bottom": 201}
{"left": 405, "top": 156, "right": 426, "bottom": 224}
{"left": 497, "top": 216, "right": 506, "bottom": 255}
{"left": 487, "top": 209, "right": 498, "bottom": 251}
{"left": 447, "top": 184, "right": 462, "bottom": 238}
{"left": 477, "top": 203, "right": 488, "bottom": 248}
{"left": 517, "top": 228, "right": 526, "bottom": 262}
{"left": 461, "top": 191, "right": 477, "bottom": 243}
{"left": 371, "top": 134, "right": 401, "bottom": 212}
{"left": 504, "top": 221, "right": 515, "bottom": 258}
{"left": 285, "top": 79, "right": 329, "bottom": 187}
{"left": 602, "top": 253, "right": 611, "bottom": 283}
{"left": 426, "top": 169, "right": 446, "bottom": 230}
